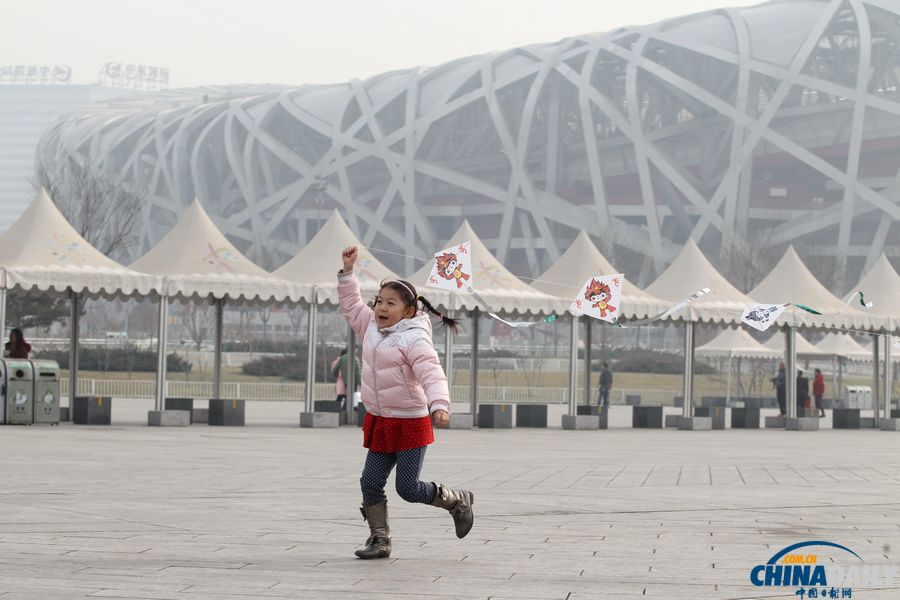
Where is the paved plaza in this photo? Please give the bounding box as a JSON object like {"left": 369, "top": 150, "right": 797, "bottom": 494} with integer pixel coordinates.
{"left": 1, "top": 400, "right": 899, "bottom": 599}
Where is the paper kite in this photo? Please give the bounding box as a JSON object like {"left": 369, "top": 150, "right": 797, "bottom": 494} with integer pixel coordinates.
{"left": 572, "top": 274, "right": 624, "bottom": 323}
{"left": 426, "top": 241, "right": 473, "bottom": 292}
{"left": 741, "top": 303, "right": 787, "bottom": 332}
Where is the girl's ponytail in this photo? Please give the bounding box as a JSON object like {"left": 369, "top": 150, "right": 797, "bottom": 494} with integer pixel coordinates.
{"left": 418, "top": 295, "right": 461, "bottom": 334}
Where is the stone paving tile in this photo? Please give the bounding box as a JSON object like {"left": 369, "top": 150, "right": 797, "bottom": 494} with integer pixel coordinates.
{"left": 1, "top": 412, "right": 899, "bottom": 599}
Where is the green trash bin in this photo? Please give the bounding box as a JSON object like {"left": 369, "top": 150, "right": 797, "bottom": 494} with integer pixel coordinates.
{"left": 31, "top": 360, "right": 60, "bottom": 425}
{"left": 4, "top": 360, "right": 34, "bottom": 425}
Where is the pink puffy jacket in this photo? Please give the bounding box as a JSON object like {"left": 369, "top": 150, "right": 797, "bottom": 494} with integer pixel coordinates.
{"left": 338, "top": 272, "right": 451, "bottom": 418}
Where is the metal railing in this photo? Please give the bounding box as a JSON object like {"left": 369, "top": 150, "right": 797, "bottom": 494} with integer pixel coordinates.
{"left": 448, "top": 385, "right": 568, "bottom": 404}
{"left": 59, "top": 378, "right": 689, "bottom": 405}
{"left": 59, "top": 378, "right": 575, "bottom": 403}
{"left": 61, "top": 378, "right": 318, "bottom": 401}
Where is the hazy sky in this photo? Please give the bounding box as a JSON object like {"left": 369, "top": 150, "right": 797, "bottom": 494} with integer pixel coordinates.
{"left": 4, "top": 0, "right": 762, "bottom": 89}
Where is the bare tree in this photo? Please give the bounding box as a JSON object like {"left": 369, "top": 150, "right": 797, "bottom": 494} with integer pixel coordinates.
{"left": 179, "top": 303, "right": 214, "bottom": 351}
{"left": 243, "top": 309, "right": 259, "bottom": 351}
{"left": 257, "top": 305, "right": 273, "bottom": 339}
{"left": 748, "top": 358, "right": 772, "bottom": 396}
{"left": 127, "top": 299, "right": 159, "bottom": 348}
{"left": 487, "top": 353, "right": 502, "bottom": 388}
{"left": 718, "top": 231, "right": 780, "bottom": 293}
{"left": 35, "top": 152, "right": 145, "bottom": 262}
{"left": 32, "top": 152, "right": 148, "bottom": 333}
{"left": 287, "top": 307, "right": 305, "bottom": 336}
{"left": 804, "top": 253, "right": 843, "bottom": 296}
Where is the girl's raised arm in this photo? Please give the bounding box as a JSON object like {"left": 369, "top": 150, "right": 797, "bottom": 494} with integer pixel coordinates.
{"left": 337, "top": 246, "right": 372, "bottom": 339}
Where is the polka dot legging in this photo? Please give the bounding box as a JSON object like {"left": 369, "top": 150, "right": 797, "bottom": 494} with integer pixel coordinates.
{"left": 360, "top": 446, "right": 438, "bottom": 507}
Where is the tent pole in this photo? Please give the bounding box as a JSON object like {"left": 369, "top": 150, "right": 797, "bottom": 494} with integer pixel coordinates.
{"left": 873, "top": 334, "right": 881, "bottom": 426}
{"left": 0, "top": 283, "right": 6, "bottom": 339}
{"left": 444, "top": 295, "right": 455, "bottom": 391}
{"left": 583, "top": 316, "right": 592, "bottom": 407}
{"left": 305, "top": 291, "right": 318, "bottom": 414}
{"left": 785, "top": 325, "right": 797, "bottom": 420}
{"left": 830, "top": 355, "right": 836, "bottom": 406}
{"left": 568, "top": 314, "right": 578, "bottom": 416}
{"left": 726, "top": 352, "right": 732, "bottom": 405}
{"left": 213, "top": 299, "right": 224, "bottom": 400}
{"left": 838, "top": 356, "right": 844, "bottom": 406}
{"left": 682, "top": 322, "right": 694, "bottom": 419}
{"left": 884, "top": 333, "right": 892, "bottom": 424}
{"left": 69, "top": 291, "right": 81, "bottom": 405}
{"left": 470, "top": 308, "right": 479, "bottom": 426}
{"left": 155, "top": 295, "right": 168, "bottom": 412}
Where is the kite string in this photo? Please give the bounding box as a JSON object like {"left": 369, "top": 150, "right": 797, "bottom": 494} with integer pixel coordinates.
{"left": 790, "top": 321, "right": 893, "bottom": 338}
{"left": 363, "top": 245, "right": 566, "bottom": 327}
{"left": 364, "top": 246, "right": 431, "bottom": 263}
{"left": 369, "top": 244, "right": 717, "bottom": 327}
{"left": 369, "top": 246, "right": 882, "bottom": 321}
{"left": 366, "top": 246, "right": 891, "bottom": 336}
{"left": 365, "top": 244, "right": 587, "bottom": 291}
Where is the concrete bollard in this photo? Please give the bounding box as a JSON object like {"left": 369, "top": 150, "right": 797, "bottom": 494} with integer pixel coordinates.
{"left": 786, "top": 417, "right": 819, "bottom": 431}
{"left": 562, "top": 415, "right": 600, "bottom": 430}
{"left": 448, "top": 414, "right": 473, "bottom": 429}
{"left": 299, "top": 412, "right": 339, "bottom": 428}
{"left": 765, "top": 415, "right": 787, "bottom": 428}
{"left": 678, "top": 416, "right": 712, "bottom": 430}
{"left": 148, "top": 410, "right": 190, "bottom": 427}
{"left": 879, "top": 418, "right": 900, "bottom": 431}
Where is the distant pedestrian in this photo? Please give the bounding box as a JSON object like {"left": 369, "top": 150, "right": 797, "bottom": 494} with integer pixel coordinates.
{"left": 773, "top": 363, "right": 786, "bottom": 415}
{"left": 3, "top": 328, "right": 31, "bottom": 359}
{"left": 331, "top": 347, "right": 360, "bottom": 411}
{"left": 331, "top": 352, "right": 346, "bottom": 407}
{"left": 813, "top": 368, "right": 826, "bottom": 418}
{"left": 797, "top": 370, "right": 810, "bottom": 414}
{"left": 598, "top": 362, "right": 613, "bottom": 409}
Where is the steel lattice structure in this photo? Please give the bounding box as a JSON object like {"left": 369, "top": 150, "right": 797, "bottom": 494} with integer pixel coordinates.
{"left": 36, "top": 0, "right": 900, "bottom": 287}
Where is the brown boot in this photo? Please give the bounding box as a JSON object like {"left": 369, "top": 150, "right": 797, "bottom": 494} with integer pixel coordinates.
{"left": 431, "top": 483, "right": 474, "bottom": 539}
{"left": 354, "top": 500, "right": 391, "bottom": 559}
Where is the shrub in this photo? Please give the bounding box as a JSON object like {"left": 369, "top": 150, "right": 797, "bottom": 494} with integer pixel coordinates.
{"left": 34, "top": 345, "right": 191, "bottom": 373}
{"left": 240, "top": 341, "right": 338, "bottom": 381}
{"left": 473, "top": 348, "right": 521, "bottom": 359}
{"left": 223, "top": 338, "right": 309, "bottom": 353}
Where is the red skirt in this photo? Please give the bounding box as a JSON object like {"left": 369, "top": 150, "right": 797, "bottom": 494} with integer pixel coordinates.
{"left": 363, "top": 412, "right": 434, "bottom": 453}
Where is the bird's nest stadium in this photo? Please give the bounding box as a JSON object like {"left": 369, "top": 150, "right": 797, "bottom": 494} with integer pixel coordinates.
{"left": 36, "top": 0, "right": 900, "bottom": 289}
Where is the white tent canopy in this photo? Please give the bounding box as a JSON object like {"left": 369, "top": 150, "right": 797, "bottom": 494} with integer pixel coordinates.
{"left": 128, "top": 199, "right": 308, "bottom": 410}
{"left": 531, "top": 230, "right": 668, "bottom": 320}
{"left": 644, "top": 240, "right": 752, "bottom": 324}
{"left": 130, "top": 199, "right": 306, "bottom": 303}
{"left": 748, "top": 246, "right": 881, "bottom": 331}
{"left": 408, "top": 221, "right": 568, "bottom": 314}
{"left": 854, "top": 254, "right": 900, "bottom": 331}
{"left": 763, "top": 331, "right": 830, "bottom": 358}
{"left": 0, "top": 188, "right": 163, "bottom": 411}
{"left": 696, "top": 327, "right": 781, "bottom": 359}
{"left": 273, "top": 210, "right": 399, "bottom": 304}
{"left": 815, "top": 332, "right": 872, "bottom": 361}
{"left": 696, "top": 327, "right": 779, "bottom": 404}
{"left": 0, "top": 189, "right": 161, "bottom": 298}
